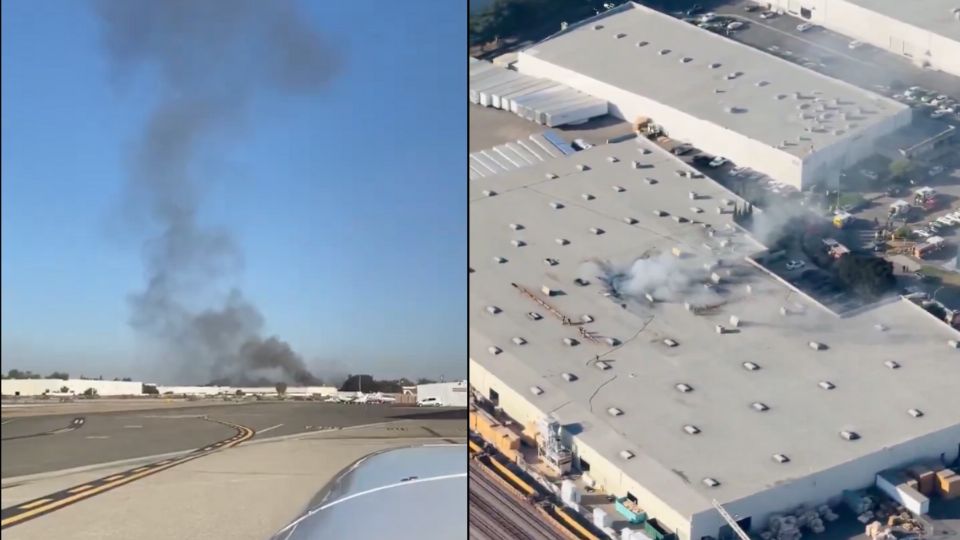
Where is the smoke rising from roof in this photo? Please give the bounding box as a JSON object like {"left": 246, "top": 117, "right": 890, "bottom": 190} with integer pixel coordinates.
{"left": 581, "top": 252, "right": 723, "bottom": 306}
{"left": 94, "top": 0, "right": 338, "bottom": 384}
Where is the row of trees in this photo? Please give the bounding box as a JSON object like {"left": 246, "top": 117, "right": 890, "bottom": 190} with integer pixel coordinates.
{"left": 1, "top": 370, "right": 132, "bottom": 381}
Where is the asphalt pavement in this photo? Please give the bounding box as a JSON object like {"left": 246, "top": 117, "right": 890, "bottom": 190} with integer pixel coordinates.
{"left": 1, "top": 401, "right": 463, "bottom": 478}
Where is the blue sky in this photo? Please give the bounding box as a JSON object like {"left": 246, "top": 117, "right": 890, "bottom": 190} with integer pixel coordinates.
{"left": 1, "top": 0, "right": 465, "bottom": 382}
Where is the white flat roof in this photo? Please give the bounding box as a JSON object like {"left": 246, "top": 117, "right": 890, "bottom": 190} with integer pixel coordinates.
{"left": 845, "top": 0, "right": 960, "bottom": 41}
{"left": 520, "top": 2, "right": 908, "bottom": 159}
{"left": 469, "top": 138, "right": 960, "bottom": 514}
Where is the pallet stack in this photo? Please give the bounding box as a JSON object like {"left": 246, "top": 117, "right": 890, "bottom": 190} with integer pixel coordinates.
{"left": 936, "top": 469, "right": 960, "bottom": 499}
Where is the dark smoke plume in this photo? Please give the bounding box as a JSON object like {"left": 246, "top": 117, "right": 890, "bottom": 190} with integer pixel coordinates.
{"left": 94, "top": 0, "right": 338, "bottom": 384}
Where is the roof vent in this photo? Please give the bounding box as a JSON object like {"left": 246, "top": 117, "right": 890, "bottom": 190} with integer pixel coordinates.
{"left": 683, "top": 425, "right": 701, "bottom": 435}
{"left": 509, "top": 223, "right": 524, "bottom": 231}
{"left": 563, "top": 337, "right": 579, "bottom": 347}
{"left": 884, "top": 360, "right": 900, "bottom": 369}
{"left": 488, "top": 346, "right": 502, "bottom": 355}
{"left": 839, "top": 430, "right": 859, "bottom": 441}
{"left": 608, "top": 407, "right": 624, "bottom": 417}
{"left": 493, "top": 256, "right": 507, "bottom": 264}
{"left": 614, "top": 32, "right": 627, "bottom": 39}
{"left": 620, "top": 450, "right": 635, "bottom": 460}
{"left": 703, "top": 477, "right": 720, "bottom": 487}
{"left": 808, "top": 341, "right": 826, "bottom": 351}
{"left": 482, "top": 189, "right": 497, "bottom": 197}
{"left": 527, "top": 312, "right": 543, "bottom": 321}
{"left": 663, "top": 338, "right": 678, "bottom": 347}
{"left": 612, "top": 185, "right": 626, "bottom": 192}
{"left": 675, "top": 383, "right": 693, "bottom": 393}
{"left": 589, "top": 227, "right": 605, "bottom": 235}
{"left": 595, "top": 361, "right": 611, "bottom": 370}
{"left": 582, "top": 193, "right": 596, "bottom": 201}
{"left": 556, "top": 238, "right": 570, "bottom": 246}
{"left": 549, "top": 202, "right": 564, "bottom": 209}
{"left": 772, "top": 454, "right": 790, "bottom": 464}
{"left": 658, "top": 48, "right": 671, "bottom": 55}
{"left": 485, "top": 305, "right": 501, "bottom": 315}
{"left": 751, "top": 402, "right": 769, "bottom": 412}
{"left": 511, "top": 239, "right": 526, "bottom": 248}
{"left": 743, "top": 361, "right": 760, "bottom": 371}
{"left": 636, "top": 40, "right": 649, "bottom": 47}
{"left": 577, "top": 164, "right": 590, "bottom": 171}
{"left": 562, "top": 372, "right": 577, "bottom": 382}
{"left": 530, "top": 386, "right": 544, "bottom": 396}
{"left": 907, "top": 408, "right": 923, "bottom": 418}
{"left": 512, "top": 337, "right": 527, "bottom": 346}
{"left": 819, "top": 380, "right": 835, "bottom": 390}
{"left": 624, "top": 217, "right": 638, "bottom": 224}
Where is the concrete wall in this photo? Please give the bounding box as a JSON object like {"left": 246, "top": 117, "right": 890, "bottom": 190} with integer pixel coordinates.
{"left": 469, "top": 359, "right": 695, "bottom": 540}
{"left": 1, "top": 379, "right": 143, "bottom": 396}
{"left": 516, "top": 52, "right": 807, "bottom": 188}
{"left": 757, "top": 0, "right": 960, "bottom": 77}
{"left": 690, "top": 422, "right": 960, "bottom": 538}
{"left": 417, "top": 381, "right": 469, "bottom": 407}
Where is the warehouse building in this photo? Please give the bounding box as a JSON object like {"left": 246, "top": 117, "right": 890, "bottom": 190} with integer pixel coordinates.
{"left": 1, "top": 378, "right": 143, "bottom": 396}
{"left": 469, "top": 137, "right": 960, "bottom": 540}
{"left": 514, "top": 2, "right": 912, "bottom": 190}
{"left": 416, "top": 380, "right": 469, "bottom": 407}
{"left": 754, "top": 0, "right": 960, "bottom": 77}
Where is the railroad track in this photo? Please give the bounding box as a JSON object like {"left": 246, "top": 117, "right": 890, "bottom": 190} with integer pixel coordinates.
{"left": 468, "top": 461, "right": 563, "bottom": 540}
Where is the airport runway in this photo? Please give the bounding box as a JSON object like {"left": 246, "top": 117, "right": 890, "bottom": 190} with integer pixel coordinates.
{"left": 1, "top": 401, "right": 460, "bottom": 478}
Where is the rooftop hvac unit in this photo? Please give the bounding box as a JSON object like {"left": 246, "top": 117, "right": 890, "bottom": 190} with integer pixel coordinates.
{"left": 663, "top": 338, "right": 678, "bottom": 347}
{"left": 485, "top": 305, "right": 501, "bottom": 315}
{"left": 632, "top": 160, "right": 642, "bottom": 169}
{"left": 619, "top": 450, "right": 635, "bottom": 460}
{"left": 907, "top": 408, "right": 924, "bottom": 418}
{"left": 562, "top": 337, "right": 579, "bottom": 347}
{"left": 884, "top": 360, "right": 900, "bottom": 369}
{"left": 612, "top": 185, "right": 625, "bottom": 192}
{"left": 608, "top": 407, "right": 624, "bottom": 417}
{"left": 875, "top": 324, "right": 888, "bottom": 332}
{"left": 493, "top": 256, "right": 507, "bottom": 264}
{"left": 839, "top": 430, "right": 860, "bottom": 441}
{"left": 527, "top": 312, "right": 543, "bottom": 321}
{"left": 550, "top": 201, "right": 564, "bottom": 209}
{"left": 691, "top": 207, "right": 704, "bottom": 214}
{"left": 690, "top": 191, "right": 698, "bottom": 200}
{"left": 512, "top": 337, "right": 527, "bottom": 346}
{"left": 488, "top": 346, "right": 502, "bottom": 355}
{"left": 605, "top": 337, "right": 620, "bottom": 346}
{"left": 595, "top": 361, "right": 611, "bottom": 370}
{"left": 561, "top": 372, "right": 577, "bottom": 382}
{"left": 703, "top": 478, "right": 720, "bottom": 487}
{"left": 680, "top": 56, "right": 692, "bottom": 63}
{"left": 948, "top": 339, "right": 959, "bottom": 349}
{"left": 614, "top": 33, "right": 626, "bottom": 39}
{"left": 658, "top": 48, "right": 670, "bottom": 55}
{"left": 644, "top": 293, "right": 655, "bottom": 303}
{"left": 482, "top": 189, "right": 496, "bottom": 197}
{"left": 542, "top": 285, "right": 556, "bottom": 296}
{"left": 545, "top": 173, "right": 558, "bottom": 179}
{"left": 808, "top": 341, "right": 826, "bottom": 351}
{"left": 715, "top": 325, "right": 726, "bottom": 335}
{"left": 577, "top": 164, "right": 590, "bottom": 171}
{"left": 589, "top": 227, "right": 605, "bottom": 235}
{"left": 556, "top": 238, "right": 570, "bottom": 246}
{"left": 653, "top": 209, "right": 667, "bottom": 217}
{"left": 624, "top": 217, "right": 638, "bottom": 225}
{"left": 708, "top": 62, "right": 721, "bottom": 69}
{"left": 818, "top": 380, "right": 835, "bottom": 390}
{"left": 751, "top": 402, "right": 769, "bottom": 412}
{"left": 511, "top": 239, "right": 526, "bottom": 247}
{"left": 645, "top": 177, "right": 658, "bottom": 185}
{"left": 683, "top": 425, "right": 701, "bottom": 435}
{"left": 607, "top": 155, "right": 619, "bottom": 163}
{"left": 675, "top": 383, "right": 693, "bottom": 393}
{"left": 581, "top": 314, "right": 594, "bottom": 323}
{"left": 743, "top": 361, "right": 760, "bottom": 371}
{"left": 582, "top": 193, "right": 596, "bottom": 201}
{"left": 729, "top": 316, "right": 740, "bottom": 327}
{"left": 773, "top": 454, "right": 790, "bottom": 464}
{"left": 530, "top": 386, "right": 544, "bottom": 396}
{"left": 544, "top": 258, "right": 558, "bottom": 267}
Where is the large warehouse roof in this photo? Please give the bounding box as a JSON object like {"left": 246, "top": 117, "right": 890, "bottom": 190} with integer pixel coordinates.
{"left": 519, "top": 2, "right": 908, "bottom": 159}
{"left": 845, "top": 0, "right": 960, "bottom": 40}
{"left": 469, "top": 137, "right": 960, "bottom": 514}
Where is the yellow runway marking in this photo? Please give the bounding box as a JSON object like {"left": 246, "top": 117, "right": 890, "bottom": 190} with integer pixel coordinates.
{"left": 18, "top": 499, "right": 53, "bottom": 510}
{"left": 67, "top": 485, "right": 93, "bottom": 494}
{"left": 131, "top": 467, "right": 149, "bottom": 473}
{"left": 103, "top": 475, "right": 125, "bottom": 481}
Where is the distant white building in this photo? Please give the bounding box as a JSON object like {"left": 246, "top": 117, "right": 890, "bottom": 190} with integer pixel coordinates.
{"left": 1, "top": 379, "right": 143, "bottom": 397}
{"left": 416, "top": 381, "right": 468, "bottom": 407}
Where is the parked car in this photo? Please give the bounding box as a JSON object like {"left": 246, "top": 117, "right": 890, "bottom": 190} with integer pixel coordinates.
{"left": 727, "top": 21, "right": 745, "bottom": 31}
{"left": 672, "top": 144, "right": 694, "bottom": 155}
{"left": 760, "top": 11, "right": 777, "bottom": 19}
{"left": 848, "top": 40, "right": 865, "bottom": 50}
{"left": 937, "top": 216, "right": 956, "bottom": 226}
{"left": 692, "top": 155, "right": 714, "bottom": 166}
{"left": 744, "top": 4, "right": 759, "bottom": 12}
{"left": 708, "top": 156, "right": 728, "bottom": 168}
{"left": 929, "top": 165, "right": 944, "bottom": 176}
{"left": 796, "top": 23, "right": 814, "bottom": 32}
{"left": 786, "top": 260, "right": 805, "bottom": 271}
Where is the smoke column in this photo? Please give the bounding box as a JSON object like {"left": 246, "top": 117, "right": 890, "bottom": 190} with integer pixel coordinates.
{"left": 93, "top": 0, "right": 338, "bottom": 384}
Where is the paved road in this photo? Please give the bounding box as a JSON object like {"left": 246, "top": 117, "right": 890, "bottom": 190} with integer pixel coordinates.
{"left": 1, "top": 402, "right": 463, "bottom": 478}
{"left": 468, "top": 460, "right": 564, "bottom": 540}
